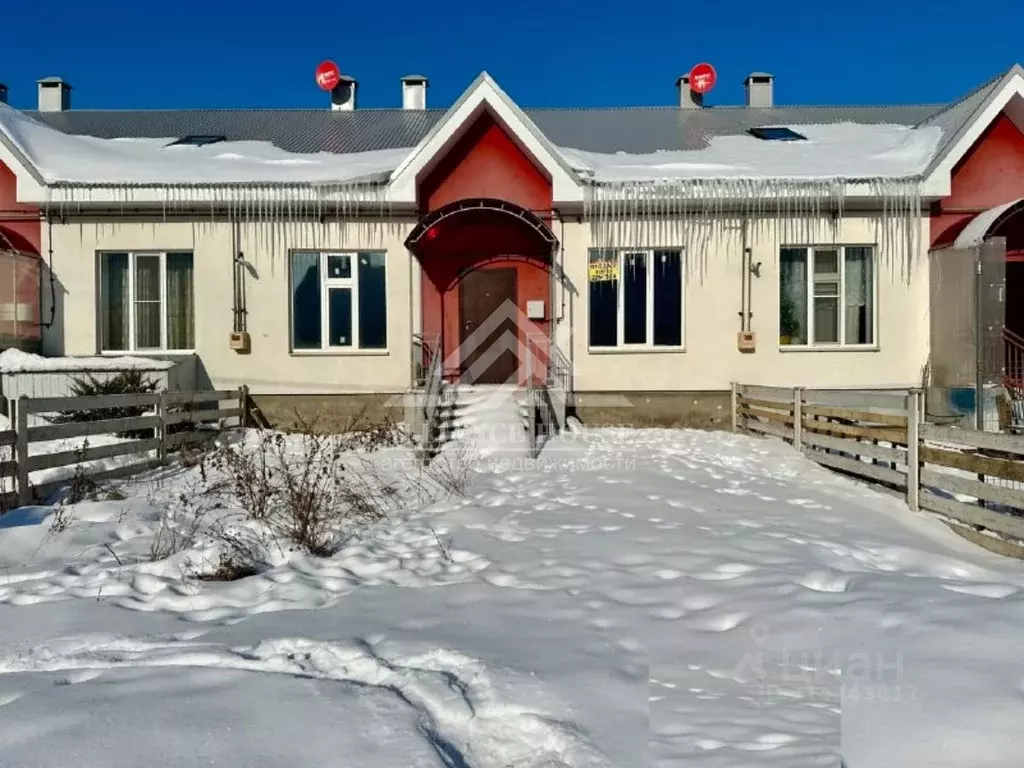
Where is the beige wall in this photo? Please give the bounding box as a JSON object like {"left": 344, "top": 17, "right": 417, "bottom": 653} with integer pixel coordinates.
{"left": 43, "top": 211, "right": 930, "bottom": 395}
{"left": 43, "top": 218, "right": 419, "bottom": 394}
{"left": 558, "top": 214, "right": 931, "bottom": 392}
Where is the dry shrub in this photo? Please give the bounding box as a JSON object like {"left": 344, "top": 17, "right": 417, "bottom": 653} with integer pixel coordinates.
{"left": 195, "top": 413, "right": 401, "bottom": 574}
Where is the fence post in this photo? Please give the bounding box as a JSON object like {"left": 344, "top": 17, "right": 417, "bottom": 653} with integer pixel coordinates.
{"left": 157, "top": 391, "right": 168, "bottom": 463}
{"left": 907, "top": 389, "right": 921, "bottom": 511}
{"left": 730, "top": 382, "right": 739, "bottom": 432}
{"left": 793, "top": 387, "right": 803, "bottom": 452}
{"left": 15, "top": 395, "right": 29, "bottom": 507}
{"left": 239, "top": 384, "right": 250, "bottom": 428}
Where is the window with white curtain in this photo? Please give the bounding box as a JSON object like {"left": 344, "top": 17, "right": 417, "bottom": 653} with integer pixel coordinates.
{"left": 779, "top": 245, "right": 875, "bottom": 347}
{"left": 99, "top": 251, "right": 194, "bottom": 352}
{"left": 588, "top": 248, "right": 684, "bottom": 348}
{"left": 289, "top": 251, "right": 387, "bottom": 351}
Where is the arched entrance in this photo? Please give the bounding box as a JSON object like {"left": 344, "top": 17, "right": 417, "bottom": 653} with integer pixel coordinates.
{"left": 406, "top": 198, "right": 558, "bottom": 385}
{"left": 952, "top": 198, "right": 1024, "bottom": 337}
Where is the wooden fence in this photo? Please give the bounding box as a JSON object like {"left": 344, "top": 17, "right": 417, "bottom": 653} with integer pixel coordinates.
{"left": 0, "top": 387, "right": 248, "bottom": 509}
{"left": 732, "top": 383, "right": 1024, "bottom": 545}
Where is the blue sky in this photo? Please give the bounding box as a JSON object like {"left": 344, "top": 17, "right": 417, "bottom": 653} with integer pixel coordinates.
{"left": 4, "top": 0, "right": 1023, "bottom": 111}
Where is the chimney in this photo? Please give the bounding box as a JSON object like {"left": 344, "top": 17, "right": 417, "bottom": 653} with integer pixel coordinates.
{"left": 37, "top": 77, "right": 72, "bottom": 112}
{"left": 330, "top": 75, "right": 357, "bottom": 111}
{"left": 744, "top": 72, "right": 774, "bottom": 108}
{"left": 675, "top": 75, "right": 702, "bottom": 109}
{"left": 0, "top": 84, "right": 8, "bottom": 106}
{"left": 401, "top": 74, "right": 428, "bottom": 110}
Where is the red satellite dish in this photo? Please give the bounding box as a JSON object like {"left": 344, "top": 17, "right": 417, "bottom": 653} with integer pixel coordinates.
{"left": 315, "top": 60, "right": 342, "bottom": 91}
{"left": 689, "top": 63, "right": 717, "bottom": 94}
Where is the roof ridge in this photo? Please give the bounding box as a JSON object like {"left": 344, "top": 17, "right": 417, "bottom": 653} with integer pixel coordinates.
{"left": 525, "top": 103, "right": 944, "bottom": 112}
{"left": 26, "top": 103, "right": 945, "bottom": 116}
{"left": 915, "top": 68, "right": 1008, "bottom": 128}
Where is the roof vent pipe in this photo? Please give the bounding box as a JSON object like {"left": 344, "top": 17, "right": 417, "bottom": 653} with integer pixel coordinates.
{"left": 675, "top": 75, "right": 703, "bottom": 109}
{"left": 37, "top": 77, "right": 72, "bottom": 112}
{"left": 744, "top": 72, "right": 774, "bottom": 108}
{"left": 330, "top": 75, "right": 357, "bottom": 111}
{"left": 0, "top": 84, "right": 8, "bottom": 105}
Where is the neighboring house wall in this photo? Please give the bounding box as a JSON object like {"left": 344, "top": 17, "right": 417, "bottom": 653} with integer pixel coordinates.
{"left": 0, "top": 160, "right": 41, "bottom": 254}
{"left": 930, "top": 112, "right": 1024, "bottom": 247}
{"left": 42, "top": 210, "right": 929, "bottom": 402}
{"left": 43, "top": 220, "right": 417, "bottom": 395}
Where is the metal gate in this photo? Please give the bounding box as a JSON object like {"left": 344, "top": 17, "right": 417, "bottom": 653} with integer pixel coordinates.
{"left": 927, "top": 238, "right": 1006, "bottom": 431}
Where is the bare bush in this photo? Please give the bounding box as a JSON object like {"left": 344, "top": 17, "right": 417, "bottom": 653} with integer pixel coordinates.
{"left": 149, "top": 493, "right": 206, "bottom": 561}
{"left": 193, "top": 414, "right": 399, "bottom": 574}
{"left": 424, "top": 442, "right": 476, "bottom": 497}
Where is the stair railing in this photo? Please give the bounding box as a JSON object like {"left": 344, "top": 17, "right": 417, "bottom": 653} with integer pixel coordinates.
{"left": 418, "top": 333, "right": 443, "bottom": 463}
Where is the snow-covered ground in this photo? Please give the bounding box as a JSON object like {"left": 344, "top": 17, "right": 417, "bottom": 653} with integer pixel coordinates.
{"left": 1, "top": 426, "right": 1023, "bottom": 767}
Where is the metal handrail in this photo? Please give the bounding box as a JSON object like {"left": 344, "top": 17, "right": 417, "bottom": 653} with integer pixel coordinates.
{"left": 416, "top": 334, "right": 443, "bottom": 462}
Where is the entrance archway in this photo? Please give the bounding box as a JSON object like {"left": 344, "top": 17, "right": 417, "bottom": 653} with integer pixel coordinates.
{"left": 406, "top": 198, "right": 558, "bottom": 384}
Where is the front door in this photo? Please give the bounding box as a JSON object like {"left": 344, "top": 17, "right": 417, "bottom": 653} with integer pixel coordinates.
{"left": 459, "top": 268, "right": 518, "bottom": 384}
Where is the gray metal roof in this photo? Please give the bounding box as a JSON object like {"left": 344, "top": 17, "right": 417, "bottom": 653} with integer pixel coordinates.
{"left": 28, "top": 103, "right": 944, "bottom": 156}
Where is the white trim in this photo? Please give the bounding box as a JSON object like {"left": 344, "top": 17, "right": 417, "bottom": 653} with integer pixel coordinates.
{"left": 587, "top": 247, "right": 686, "bottom": 351}
{"left": 290, "top": 249, "right": 388, "bottom": 353}
{"left": 98, "top": 250, "right": 196, "bottom": 353}
{"left": 388, "top": 72, "right": 583, "bottom": 205}
{"left": 780, "top": 245, "right": 877, "bottom": 349}
{"left": 924, "top": 68, "right": 1024, "bottom": 190}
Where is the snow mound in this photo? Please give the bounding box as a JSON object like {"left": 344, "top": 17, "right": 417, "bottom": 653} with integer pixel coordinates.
{"left": 0, "top": 103, "right": 410, "bottom": 186}
{"left": 0, "top": 348, "right": 176, "bottom": 373}
{"left": 560, "top": 122, "right": 943, "bottom": 182}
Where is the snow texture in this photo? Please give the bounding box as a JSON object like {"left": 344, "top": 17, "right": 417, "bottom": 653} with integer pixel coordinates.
{"left": 561, "top": 123, "right": 943, "bottom": 183}
{"left": 0, "top": 348, "right": 175, "bottom": 374}
{"left": 0, "top": 104, "right": 408, "bottom": 187}
{"left": 1, "top": 426, "right": 1023, "bottom": 766}
{"left": 2, "top": 103, "right": 940, "bottom": 189}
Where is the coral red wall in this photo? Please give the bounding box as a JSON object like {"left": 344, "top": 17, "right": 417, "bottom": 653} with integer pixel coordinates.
{"left": 419, "top": 112, "right": 553, "bottom": 215}
{"left": 0, "top": 160, "right": 42, "bottom": 349}
{"left": 416, "top": 112, "right": 554, "bottom": 383}
{"left": 931, "top": 113, "right": 1024, "bottom": 248}
{"left": 0, "top": 160, "right": 41, "bottom": 254}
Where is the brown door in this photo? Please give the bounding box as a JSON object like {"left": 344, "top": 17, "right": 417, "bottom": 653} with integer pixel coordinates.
{"left": 459, "top": 268, "right": 518, "bottom": 384}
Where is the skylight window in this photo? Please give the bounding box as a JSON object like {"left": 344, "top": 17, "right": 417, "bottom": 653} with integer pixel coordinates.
{"left": 748, "top": 127, "right": 807, "bottom": 142}
{"left": 167, "top": 135, "right": 226, "bottom": 147}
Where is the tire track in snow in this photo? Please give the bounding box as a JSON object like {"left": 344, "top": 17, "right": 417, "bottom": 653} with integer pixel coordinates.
{"left": 0, "top": 635, "right": 612, "bottom": 768}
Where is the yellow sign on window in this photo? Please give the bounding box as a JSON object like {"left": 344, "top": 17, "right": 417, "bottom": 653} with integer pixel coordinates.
{"left": 589, "top": 260, "right": 619, "bottom": 282}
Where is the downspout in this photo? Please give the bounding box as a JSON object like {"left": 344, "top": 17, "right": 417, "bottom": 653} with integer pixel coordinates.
{"left": 739, "top": 218, "right": 749, "bottom": 332}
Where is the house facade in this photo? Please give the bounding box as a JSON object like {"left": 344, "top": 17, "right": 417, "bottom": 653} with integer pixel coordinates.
{"left": 2, "top": 66, "right": 1024, "bottom": 427}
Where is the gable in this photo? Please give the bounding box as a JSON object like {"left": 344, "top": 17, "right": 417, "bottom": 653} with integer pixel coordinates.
{"left": 419, "top": 113, "right": 552, "bottom": 213}
{"left": 388, "top": 73, "right": 581, "bottom": 206}
{"left": 931, "top": 112, "right": 1024, "bottom": 247}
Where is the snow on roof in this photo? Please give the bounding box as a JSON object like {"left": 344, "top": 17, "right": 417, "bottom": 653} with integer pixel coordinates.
{"left": 559, "top": 122, "right": 944, "bottom": 183}
{"left": 0, "top": 349, "right": 176, "bottom": 374}
{"left": 2, "top": 101, "right": 942, "bottom": 188}
{"left": 0, "top": 103, "right": 411, "bottom": 187}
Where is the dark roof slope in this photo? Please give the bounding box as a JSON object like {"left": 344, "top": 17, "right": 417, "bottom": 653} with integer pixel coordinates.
{"left": 29, "top": 104, "right": 942, "bottom": 156}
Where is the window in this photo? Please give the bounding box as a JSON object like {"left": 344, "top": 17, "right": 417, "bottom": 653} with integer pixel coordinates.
{"left": 99, "top": 251, "right": 194, "bottom": 352}
{"left": 748, "top": 127, "right": 807, "bottom": 142}
{"left": 166, "top": 135, "right": 226, "bottom": 147}
{"left": 588, "top": 248, "right": 684, "bottom": 348}
{"left": 779, "top": 246, "right": 875, "bottom": 347}
{"left": 290, "top": 251, "right": 387, "bottom": 351}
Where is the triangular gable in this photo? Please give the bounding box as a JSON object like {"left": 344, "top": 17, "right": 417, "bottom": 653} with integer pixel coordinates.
{"left": 0, "top": 105, "right": 48, "bottom": 203}
{"left": 923, "top": 64, "right": 1024, "bottom": 195}
{"left": 388, "top": 72, "right": 583, "bottom": 205}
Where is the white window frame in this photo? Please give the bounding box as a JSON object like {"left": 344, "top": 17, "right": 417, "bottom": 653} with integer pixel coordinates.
{"left": 291, "top": 250, "right": 388, "bottom": 353}
{"left": 588, "top": 248, "right": 686, "bottom": 350}
{"left": 98, "top": 250, "right": 194, "bottom": 354}
{"left": 780, "top": 244, "right": 878, "bottom": 349}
